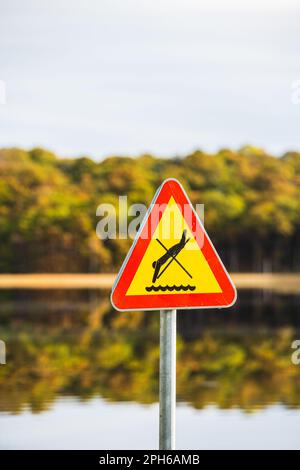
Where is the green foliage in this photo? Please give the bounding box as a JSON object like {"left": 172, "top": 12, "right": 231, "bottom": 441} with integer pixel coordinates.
{"left": 0, "top": 146, "right": 300, "bottom": 272}
{"left": 0, "top": 322, "right": 298, "bottom": 413}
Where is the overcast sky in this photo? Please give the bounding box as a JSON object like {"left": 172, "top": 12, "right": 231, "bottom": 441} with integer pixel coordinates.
{"left": 0, "top": 0, "right": 299, "bottom": 158}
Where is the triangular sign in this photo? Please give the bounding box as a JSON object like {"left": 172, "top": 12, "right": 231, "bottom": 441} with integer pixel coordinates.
{"left": 111, "top": 179, "right": 237, "bottom": 311}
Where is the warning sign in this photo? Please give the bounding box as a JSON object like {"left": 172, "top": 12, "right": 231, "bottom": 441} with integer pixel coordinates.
{"left": 111, "top": 179, "right": 237, "bottom": 311}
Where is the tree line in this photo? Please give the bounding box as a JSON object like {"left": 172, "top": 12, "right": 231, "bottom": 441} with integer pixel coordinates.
{"left": 1, "top": 145, "right": 300, "bottom": 273}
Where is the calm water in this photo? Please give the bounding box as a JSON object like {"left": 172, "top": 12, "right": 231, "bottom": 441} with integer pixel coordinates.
{"left": 0, "top": 289, "right": 300, "bottom": 449}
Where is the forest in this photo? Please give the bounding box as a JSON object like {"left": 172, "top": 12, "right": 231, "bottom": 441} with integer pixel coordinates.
{"left": 1, "top": 145, "right": 300, "bottom": 273}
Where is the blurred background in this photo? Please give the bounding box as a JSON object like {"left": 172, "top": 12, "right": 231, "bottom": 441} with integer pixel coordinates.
{"left": 0, "top": 0, "right": 300, "bottom": 449}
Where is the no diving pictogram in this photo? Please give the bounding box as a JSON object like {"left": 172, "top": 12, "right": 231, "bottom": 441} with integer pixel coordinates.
{"left": 146, "top": 230, "right": 195, "bottom": 292}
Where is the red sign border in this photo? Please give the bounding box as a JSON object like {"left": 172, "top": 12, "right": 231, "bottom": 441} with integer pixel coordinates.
{"left": 111, "top": 178, "right": 237, "bottom": 311}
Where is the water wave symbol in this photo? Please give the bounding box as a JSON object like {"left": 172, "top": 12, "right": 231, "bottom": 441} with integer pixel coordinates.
{"left": 145, "top": 284, "right": 196, "bottom": 292}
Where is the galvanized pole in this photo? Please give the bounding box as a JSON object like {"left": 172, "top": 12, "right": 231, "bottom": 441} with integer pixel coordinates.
{"left": 159, "top": 309, "right": 176, "bottom": 450}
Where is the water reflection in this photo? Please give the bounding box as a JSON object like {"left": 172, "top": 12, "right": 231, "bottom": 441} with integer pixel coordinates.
{"left": 0, "top": 289, "right": 300, "bottom": 415}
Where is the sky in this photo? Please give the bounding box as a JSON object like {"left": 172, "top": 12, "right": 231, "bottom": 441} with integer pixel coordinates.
{"left": 0, "top": 0, "right": 299, "bottom": 159}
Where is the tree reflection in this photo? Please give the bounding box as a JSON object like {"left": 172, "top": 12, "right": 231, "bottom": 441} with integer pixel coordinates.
{"left": 0, "top": 295, "right": 299, "bottom": 414}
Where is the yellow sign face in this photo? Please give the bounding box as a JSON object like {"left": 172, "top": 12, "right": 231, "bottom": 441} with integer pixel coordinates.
{"left": 126, "top": 197, "right": 222, "bottom": 296}
{"left": 111, "top": 178, "right": 237, "bottom": 311}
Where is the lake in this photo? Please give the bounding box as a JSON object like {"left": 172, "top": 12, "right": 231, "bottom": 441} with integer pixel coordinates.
{"left": 0, "top": 288, "right": 299, "bottom": 449}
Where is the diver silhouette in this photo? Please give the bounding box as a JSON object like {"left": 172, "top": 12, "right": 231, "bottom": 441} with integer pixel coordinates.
{"left": 152, "top": 230, "right": 190, "bottom": 283}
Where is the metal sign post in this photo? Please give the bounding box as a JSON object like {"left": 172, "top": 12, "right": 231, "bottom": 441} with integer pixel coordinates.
{"left": 159, "top": 309, "right": 177, "bottom": 450}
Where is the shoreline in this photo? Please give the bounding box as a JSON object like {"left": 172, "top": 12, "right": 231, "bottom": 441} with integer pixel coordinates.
{"left": 0, "top": 273, "right": 299, "bottom": 293}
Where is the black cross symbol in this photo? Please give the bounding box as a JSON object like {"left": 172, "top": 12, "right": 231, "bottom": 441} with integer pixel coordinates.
{"left": 154, "top": 236, "right": 192, "bottom": 281}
